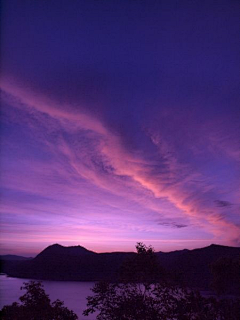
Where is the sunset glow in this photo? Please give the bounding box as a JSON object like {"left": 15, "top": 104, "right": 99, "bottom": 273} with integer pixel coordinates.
{"left": 1, "top": 0, "right": 239, "bottom": 256}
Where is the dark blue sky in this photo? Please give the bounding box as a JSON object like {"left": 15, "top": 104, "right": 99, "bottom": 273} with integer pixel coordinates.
{"left": 1, "top": 0, "right": 240, "bottom": 255}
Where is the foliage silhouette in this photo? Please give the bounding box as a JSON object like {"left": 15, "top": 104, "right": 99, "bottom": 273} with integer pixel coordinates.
{"left": 119, "top": 242, "right": 165, "bottom": 285}
{"left": 0, "top": 281, "right": 78, "bottom": 320}
{"left": 83, "top": 243, "right": 240, "bottom": 320}
{"left": 211, "top": 256, "right": 240, "bottom": 295}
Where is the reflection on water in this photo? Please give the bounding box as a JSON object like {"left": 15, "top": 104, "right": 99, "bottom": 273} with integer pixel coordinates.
{"left": 0, "top": 274, "right": 96, "bottom": 319}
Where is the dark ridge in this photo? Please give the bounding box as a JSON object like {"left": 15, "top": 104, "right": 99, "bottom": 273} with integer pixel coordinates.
{"left": 35, "top": 243, "right": 96, "bottom": 260}
{"left": 156, "top": 244, "right": 240, "bottom": 290}
{"left": 0, "top": 255, "right": 33, "bottom": 261}
{"left": 1, "top": 243, "right": 239, "bottom": 292}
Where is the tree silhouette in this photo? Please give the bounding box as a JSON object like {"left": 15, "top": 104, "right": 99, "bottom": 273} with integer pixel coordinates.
{"left": 119, "top": 242, "right": 164, "bottom": 285}
{"left": 211, "top": 257, "right": 240, "bottom": 295}
{"left": 0, "top": 281, "right": 78, "bottom": 320}
{"left": 83, "top": 243, "right": 240, "bottom": 320}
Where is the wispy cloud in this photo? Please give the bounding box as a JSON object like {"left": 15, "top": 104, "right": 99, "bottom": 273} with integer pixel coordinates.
{"left": 1, "top": 80, "right": 239, "bottom": 255}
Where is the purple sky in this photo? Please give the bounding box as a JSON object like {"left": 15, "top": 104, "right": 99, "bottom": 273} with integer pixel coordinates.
{"left": 1, "top": 0, "right": 240, "bottom": 256}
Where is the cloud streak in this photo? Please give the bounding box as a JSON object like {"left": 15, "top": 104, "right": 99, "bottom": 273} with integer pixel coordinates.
{"left": 1, "top": 80, "right": 239, "bottom": 254}
{"left": 1, "top": 0, "right": 240, "bottom": 255}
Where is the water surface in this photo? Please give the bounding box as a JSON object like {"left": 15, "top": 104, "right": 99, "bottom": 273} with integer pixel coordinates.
{"left": 0, "top": 274, "right": 96, "bottom": 319}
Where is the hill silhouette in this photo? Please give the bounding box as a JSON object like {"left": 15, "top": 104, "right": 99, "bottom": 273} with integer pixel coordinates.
{"left": 1, "top": 244, "right": 239, "bottom": 291}
{"left": 35, "top": 244, "right": 95, "bottom": 259}
{"left": 156, "top": 244, "right": 240, "bottom": 289}
{"left": 0, "top": 255, "right": 32, "bottom": 261}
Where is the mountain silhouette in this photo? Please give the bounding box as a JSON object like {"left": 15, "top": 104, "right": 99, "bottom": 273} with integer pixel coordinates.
{"left": 1, "top": 244, "right": 239, "bottom": 291}
{"left": 156, "top": 244, "right": 240, "bottom": 289}
{"left": 35, "top": 244, "right": 95, "bottom": 259}
{"left": 0, "top": 255, "right": 32, "bottom": 261}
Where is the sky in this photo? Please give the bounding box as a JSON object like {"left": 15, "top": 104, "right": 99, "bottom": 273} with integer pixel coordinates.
{"left": 0, "top": 0, "right": 240, "bottom": 256}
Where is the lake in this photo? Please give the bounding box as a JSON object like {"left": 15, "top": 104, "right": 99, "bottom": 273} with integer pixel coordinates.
{"left": 0, "top": 274, "right": 96, "bottom": 319}
{"left": 0, "top": 274, "right": 221, "bottom": 319}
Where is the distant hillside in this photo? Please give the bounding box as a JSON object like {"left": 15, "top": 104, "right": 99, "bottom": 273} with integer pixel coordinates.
{"left": 35, "top": 244, "right": 95, "bottom": 260}
{"left": 1, "top": 244, "right": 239, "bottom": 291}
{"left": 0, "top": 244, "right": 134, "bottom": 281}
{"left": 0, "top": 255, "right": 32, "bottom": 277}
{"left": 157, "top": 244, "right": 240, "bottom": 289}
{"left": 0, "top": 255, "right": 32, "bottom": 261}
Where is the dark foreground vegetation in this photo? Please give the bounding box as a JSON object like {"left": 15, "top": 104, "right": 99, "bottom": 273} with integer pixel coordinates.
{"left": 83, "top": 243, "right": 240, "bottom": 320}
{"left": 0, "top": 281, "right": 77, "bottom": 320}
{"left": 1, "top": 243, "right": 240, "bottom": 319}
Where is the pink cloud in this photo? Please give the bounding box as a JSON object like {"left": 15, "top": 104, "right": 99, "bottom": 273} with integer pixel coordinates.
{"left": 1, "top": 79, "right": 240, "bottom": 254}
